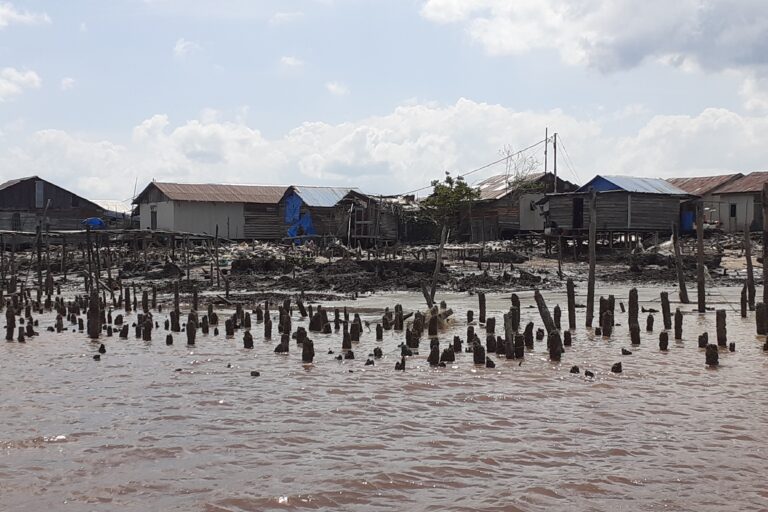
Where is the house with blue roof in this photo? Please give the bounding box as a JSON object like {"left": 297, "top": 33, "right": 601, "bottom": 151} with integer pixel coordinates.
{"left": 542, "top": 175, "right": 693, "bottom": 235}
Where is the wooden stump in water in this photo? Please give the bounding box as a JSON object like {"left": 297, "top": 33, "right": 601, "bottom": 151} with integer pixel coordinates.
{"left": 601, "top": 310, "right": 613, "bottom": 338}
{"left": 554, "top": 305, "right": 561, "bottom": 330}
{"left": 628, "top": 288, "right": 638, "bottom": 327}
{"left": 674, "top": 308, "right": 683, "bottom": 340}
{"left": 547, "top": 331, "right": 563, "bottom": 361}
{"left": 264, "top": 317, "right": 272, "bottom": 339}
{"left": 705, "top": 344, "right": 719, "bottom": 366}
{"left": 756, "top": 302, "right": 767, "bottom": 335}
{"left": 467, "top": 310, "right": 474, "bottom": 324}
{"left": 514, "top": 333, "right": 525, "bottom": 359}
{"left": 302, "top": 339, "right": 314, "bottom": 363}
{"left": 716, "top": 309, "right": 727, "bottom": 347}
{"left": 186, "top": 320, "right": 197, "bottom": 345}
{"left": 741, "top": 285, "right": 747, "bottom": 318}
{"left": 630, "top": 324, "right": 640, "bottom": 345}
{"left": 563, "top": 330, "right": 572, "bottom": 346}
{"left": 523, "top": 322, "right": 534, "bottom": 349}
{"left": 659, "top": 331, "right": 669, "bottom": 351}
{"left": 534, "top": 290, "right": 557, "bottom": 334}
{"left": 243, "top": 331, "right": 254, "bottom": 349}
{"left": 485, "top": 333, "right": 496, "bottom": 353}
{"left": 142, "top": 318, "right": 152, "bottom": 341}
{"left": 473, "top": 343, "right": 485, "bottom": 365}
{"left": 428, "top": 315, "right": 438, "bottom": 337}
{"left": 661, "top": 292, "right": 672, "bottom": 330}
{"left": 646, "top": 314, "right": 654, "bottom": 332}
{"left": 486, "top": 317, "right": 495, "bottom": 335}
{"left": 274, "top": 334, "right": 289, "bottom": 353}
{"left": 566, "top": 279, "right": 576, "bottom": 330}
{"left": 170, "top": 310, "right": 181, "bottom": 333}
{"left": 376, "top": 324, "right": 383, "bottom": 341}
{"left": 697, "top": 332, "right": 708, "bottom": 348}
{"left": 453, "top": 335, "right": 462, "bottom": 353}
{"left": 478, "top": 292, "right": 486, "bottom": 324}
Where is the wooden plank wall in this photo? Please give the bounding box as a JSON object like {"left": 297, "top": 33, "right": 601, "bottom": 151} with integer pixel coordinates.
{"left": 549, "top": 192, "right": 680, "bottom": 232}
{"left": 243, "top": 204, "right": 283, "bottom": 240}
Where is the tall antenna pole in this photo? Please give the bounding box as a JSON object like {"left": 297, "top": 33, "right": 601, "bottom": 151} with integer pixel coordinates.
{"left": 544, "top": 127, "right": 548, "bottom": 175}
{"left": 553, "top": 132, "right": 558, "bottom": 193}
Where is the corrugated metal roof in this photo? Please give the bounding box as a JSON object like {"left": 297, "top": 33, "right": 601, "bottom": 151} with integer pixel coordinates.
{"left": 92, "top": 199, "right": 133, "bottom": 214}
{"left": 666, "top": 174, "right": 743, "bottom": 196}
{"left": 475, "top": 172, "right": 547, "bottom": 200}
{"left": 0, "top": 176, "right": 37, "bottom": 191}
{"left": 291, "top": 186, "right": 357, "bottom": 207}
{"left": 710, "top": 171, "right": 768, "bottom": 194}
{"left": 139, "top": 182, "right": 288, "bottom": 204}
{"left": 577, "top": 175, "right": 689, "bottom": 195}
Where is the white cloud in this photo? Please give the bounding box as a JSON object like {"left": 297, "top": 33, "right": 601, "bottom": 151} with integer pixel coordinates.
{"left": 280, "top": 56, "right": 304, "bottom": 68}
{"left": 0, "top": 67, "right": 40, "bottom": 101}
{"left": 60, "top": 77, "right": 75, "bottom": 91}
{"left": 173, "top": 38, "right": 200, "bottom": 58}
{"left": 1, "top": 99, "right": 766, "bottom": 201}
{"left": 325, "top": 81, "right": 349, "bottom": 96}
{"left": 0, "top": 3, "right": 50, "bottom": 28}
{"left": 270, "top": 11, "right": 304, "bottom": 25}
{"left": 421, "top": 0, "right": 768, "bottom": 73}
{"left": 79, "top": 21, "right": 87, "bottom": 32}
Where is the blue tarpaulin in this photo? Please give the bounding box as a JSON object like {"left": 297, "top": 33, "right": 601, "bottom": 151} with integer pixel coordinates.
{"left": 284, "top": 192, "right": 302, "bottom": 224}
{"left": 287, "top": 212, "right": 316, "bottom": 242}
{"left": 81, "top": 217, "right": 106, "bottom": 229}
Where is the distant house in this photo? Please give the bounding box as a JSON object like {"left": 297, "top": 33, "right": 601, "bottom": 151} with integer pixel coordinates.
{"left": 132, "top": 181, "right": 398, "bottom": 244}
{"left": 703, "top": 171, "right": 768, "bottom": 232}
{"left": 666, "top": 174, "right": 743, "bottom": 232}
{"left": 465, "top": 172, "right": 577, "bottom": 241}
{"left": 544, "top": 175, "right": 691, "bottom": 234}
{"left": 0, "top": 176, "right": 105, "bottom": 231}
{"left": 132, "top": 182, "right": 287, "bottom": 239}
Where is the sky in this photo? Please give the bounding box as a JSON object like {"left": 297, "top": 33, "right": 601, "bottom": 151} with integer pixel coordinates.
{"left": 1, "top": 0, "right": 767, "bottom": 201}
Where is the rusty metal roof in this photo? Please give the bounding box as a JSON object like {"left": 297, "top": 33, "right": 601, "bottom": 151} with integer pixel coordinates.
{"left": 135, "top": 182, "right": 288, "bottom": 204}
{"left": 475, "top": 172, "right": 547, "bottom": 201}
{"left": 710, "top": 171, "right": 768, "bottom": 194}
{"left": 666, "top": 174, "right": 743, "bottom": 196}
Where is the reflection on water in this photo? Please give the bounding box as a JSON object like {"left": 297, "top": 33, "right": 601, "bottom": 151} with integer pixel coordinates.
{"left": 1, "top": 285, "right": 767, "bottom": 511}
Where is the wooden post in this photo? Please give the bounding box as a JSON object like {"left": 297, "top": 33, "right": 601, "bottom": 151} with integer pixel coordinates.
{"left": 661, "top": 291, "right": 671, "bottom": 330}
{"left": 696, "top": 200, "right": 705, "bottom": 313}
{"left": 716, "top": 309, "right": 727, "bottom": 347}
{"left": 745, "top": 226, "right": 755, "bottom": 310}
{"left": 566, "top": 278, "right": 576, "bottom": 330}
{"left": 674, "top": 308, "right": 683, "bottom": 340}
{"left": 741, "top": 284, "right": 747, "bottom": 318}
{"left": 215, "top": 225, "right": 220, "bottom": 289}
{"left": 672, "top": 222, "right": 690, "bottom": 303}
{"left": 628, "top": 288, "right": 638, "bottom": 327}
{"left": 534, "top": 289, "right": 557, "bottom": 334}
{"left": 756, "top": 302, "right": 767, "bottom": 335}
{"left": 478, "top": 292, "right": 486, "bottom": 324}
{"left": 586, "top": 189, "right": 597, "bottom": 327}
{"left": 763, "top": 183, "right": 768, "bottom": 306}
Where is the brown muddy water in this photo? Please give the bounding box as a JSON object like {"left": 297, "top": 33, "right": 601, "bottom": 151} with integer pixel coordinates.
{"left": 1, "top": 285, "right": 767, "bottom": 512}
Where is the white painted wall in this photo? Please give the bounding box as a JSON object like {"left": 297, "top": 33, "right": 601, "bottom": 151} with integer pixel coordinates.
{"left": 139, "top": 201, "right": 245, "bottom": 238}
{"left": 173, "top": 201, "right": 245, "bottom": 238}
{"left": 139, "top": 201, "right": 175, "bottom": 231}
{"left": 711, "top": 194, "right": 754, "bottom": 232}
